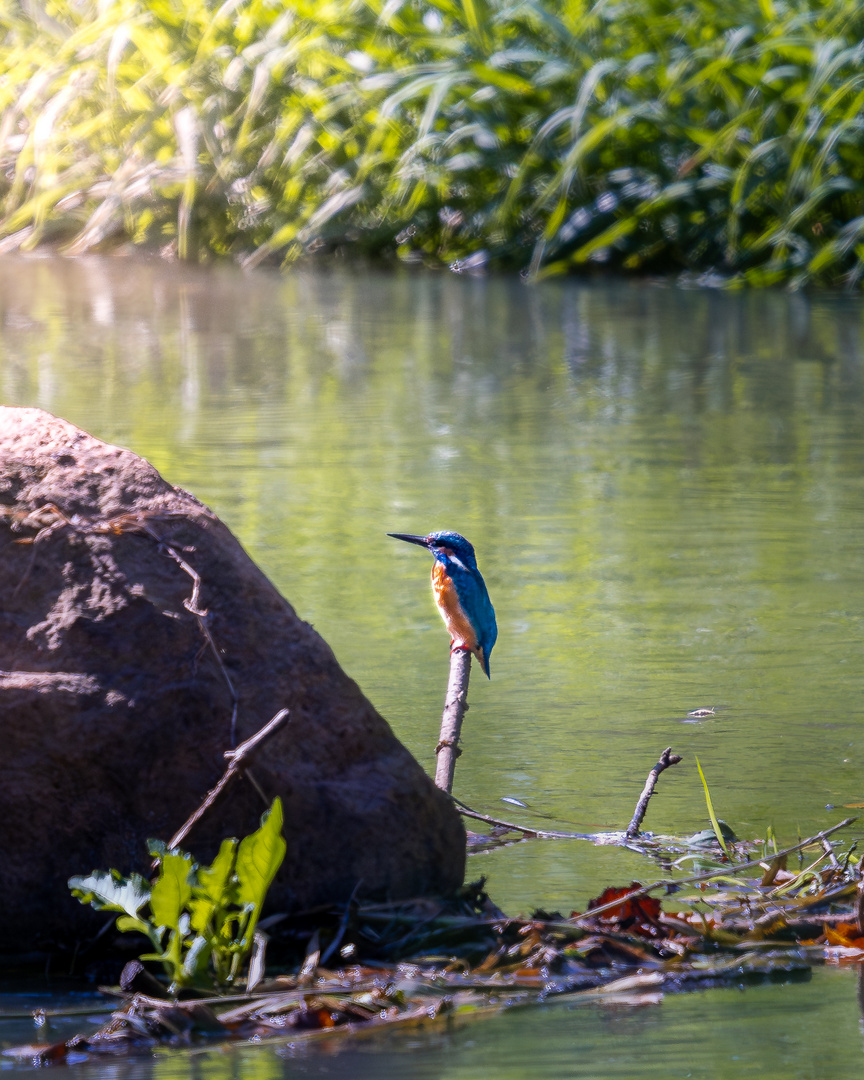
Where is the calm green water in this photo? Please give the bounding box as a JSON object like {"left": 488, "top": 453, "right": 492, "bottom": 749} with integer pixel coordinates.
{"left": 1, "top": 968, "right": 864, "bottom": 1079}
{"left": 2, "top": 257, "right": 864, "bottom": 1076}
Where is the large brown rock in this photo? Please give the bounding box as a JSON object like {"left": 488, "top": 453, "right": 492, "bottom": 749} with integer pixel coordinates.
{"left": 0, "top": 407, "right": 464, "bottom": 952}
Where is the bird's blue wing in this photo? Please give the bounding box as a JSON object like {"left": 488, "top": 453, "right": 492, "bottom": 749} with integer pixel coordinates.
{"left": 452, "top": 567, "right": 497, "bottom": 678}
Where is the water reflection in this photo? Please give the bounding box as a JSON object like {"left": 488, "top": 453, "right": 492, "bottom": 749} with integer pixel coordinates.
{"left": 1, "top": 968, "right": 859, "bottom": 1079}
{"left": 1, "top": 259, "right": 864, "bottom": 923}
{"left": 3, "top": 258, "right": 864, "bottom": 1078}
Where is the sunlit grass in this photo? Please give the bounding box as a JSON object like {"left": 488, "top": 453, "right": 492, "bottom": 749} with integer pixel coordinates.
{"left": 2, "top": 0, "right": 864, "bottom": 284}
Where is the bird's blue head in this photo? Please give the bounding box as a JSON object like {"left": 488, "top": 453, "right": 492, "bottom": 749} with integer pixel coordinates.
{"left": 387, "top": 530, "right": 478, "bottom": 570}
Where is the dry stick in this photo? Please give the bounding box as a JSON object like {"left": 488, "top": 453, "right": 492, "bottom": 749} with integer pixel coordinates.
{"left": 435, "top": 648, "right": 472, "bottom": 793}
{"left": 453, "top": 797, "right": 593, "bottom": 840}
{"left": 347, "top": 823, "right": 858, "bottom": 936}
{"left": 165, "top": 708, "right": 290, "bottom": 853}
{"left": 139, "top": 522, "right": 240, "bottom": 748}
{"left": 319, "top": 881, "right": 364, "bottom": 968}
{"left": 821, "top": 836, "right": 842, "bottom": 869}
{"left": 625, "top": 747, "right": 683, "bottom": 838}
{"left": 455, "top": 749, "right": 683, "bottom": 843}
{"left": 11, "top": 510, "right": 68, "bottom": 597}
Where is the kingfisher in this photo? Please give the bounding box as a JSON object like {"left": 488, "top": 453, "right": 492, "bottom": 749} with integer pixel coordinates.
{"left": 388, "top": 530, "right": 498, "bottom": 678}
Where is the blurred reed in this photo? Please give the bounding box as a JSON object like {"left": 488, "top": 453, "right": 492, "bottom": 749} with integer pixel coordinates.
{"left": 2, "top": 0, "right": 863, "bottom": 285}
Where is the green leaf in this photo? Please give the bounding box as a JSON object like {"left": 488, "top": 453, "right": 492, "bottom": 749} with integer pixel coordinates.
{"left": 196, "top": 838, "right": 238, "bottom": 903}
{"left": 459, "top": 0, "right": 489, "bottom": 51}
{"left": 116, "top": 914, "right": 163, "bottom": 952}
{"left": 147, "top": 838, "right": 169, "bottom": 860}
{"left": 139, "top": 948, "right": 171, "bottom": 965}
{"left": 149, "top": 853, "right": 193, "bottom": 932}
{"left": 182, "top": 934, "right": 212, "bottom": 979}
{"left": 68, "top": 870, "right": 150, "bottom": 918}
{"left": 190, "top": 837, "right": 238, "bottom": 935}
{"left": 234, "top": 798, "right": 286, "bottom": 946}
{"left": 468, "top": 62, "right": 533, "bottom": 94}
{"left": 570, "top": 217, "right": 638, "bottom": 263}
{"left": 116, "top": 915, "right": 155, "bottom": 936}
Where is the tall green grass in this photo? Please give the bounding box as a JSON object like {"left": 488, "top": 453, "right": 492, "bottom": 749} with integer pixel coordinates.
{"left": 2, "top": 0, "right": 864, "bottom": 284}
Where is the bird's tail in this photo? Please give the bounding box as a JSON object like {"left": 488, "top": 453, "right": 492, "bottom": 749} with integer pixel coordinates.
{"left": 476, "top": 645, "right": 491, "bottom": 679}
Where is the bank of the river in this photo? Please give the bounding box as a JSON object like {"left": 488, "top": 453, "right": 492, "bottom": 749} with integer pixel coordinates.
{"left": 2, "top": 0, "right": 864, "bottom": 286}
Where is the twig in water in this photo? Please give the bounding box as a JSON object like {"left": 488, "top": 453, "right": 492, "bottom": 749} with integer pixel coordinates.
{"left": 576, "top": 817, "right": 858, "bottom": 923}
{"left": 453, "top": 796, "right": 593, "bottom": 840}
{"left": 320, "top": 881, "right": 363, "bottom": 968}
{"left": 164, "top": 708, "right": 290, "bottom": 854}
{"left": 625, "top": 747, "right": 683, "bottom": 838}
{"left": 821, "top": 836, "right": 841, "bottom": 869}
{"left": 435, "top": 649, "right": 471, "bottom": 793}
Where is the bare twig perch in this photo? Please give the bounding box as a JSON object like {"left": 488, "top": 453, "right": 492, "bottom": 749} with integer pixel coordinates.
{"left": 625, "top": 746, "right": 683, "bottom": 838}
{"left": 435, "top": 649, "right": 471, "bottom": 793}
{"left": 166, "top": 708, "right": 290, "bottom": 852}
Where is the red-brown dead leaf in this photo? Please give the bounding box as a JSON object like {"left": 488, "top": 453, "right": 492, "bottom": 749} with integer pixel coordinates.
{"left": 2, "top": 1042, "right": 68, "bottom": 1065}
{"left": 582, "top": 884, "right": 662, "bottom": 934}
{"left": 825, "top": 922, "right": 864, "bottom": 949}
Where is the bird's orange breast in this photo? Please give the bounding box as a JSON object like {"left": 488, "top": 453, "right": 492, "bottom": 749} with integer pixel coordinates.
{"left": 432, "top": 561, "right": 479, "bottom": 653}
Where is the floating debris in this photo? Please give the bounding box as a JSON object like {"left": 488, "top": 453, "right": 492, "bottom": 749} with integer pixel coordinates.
{"left": 7, "top": 820, "right": 863, "bottom": 1064}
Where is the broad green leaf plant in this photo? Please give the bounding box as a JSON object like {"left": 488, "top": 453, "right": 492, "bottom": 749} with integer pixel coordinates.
{"left": 70, "top": 798, "right": 286, "bottom": 992}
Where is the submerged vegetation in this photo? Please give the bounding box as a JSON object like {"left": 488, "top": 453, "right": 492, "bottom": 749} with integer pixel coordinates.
{"left": 2, "top": 0, "right": 864, "bottom": 285}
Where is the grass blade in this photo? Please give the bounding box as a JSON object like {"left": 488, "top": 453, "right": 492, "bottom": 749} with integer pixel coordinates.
{"left": 695, "top": 757, "right": 731, "bottom": 861}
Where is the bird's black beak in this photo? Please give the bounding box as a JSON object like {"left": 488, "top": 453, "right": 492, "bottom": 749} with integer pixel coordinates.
{"left": 387, "top": 532, "right": 430, "bottom": 549}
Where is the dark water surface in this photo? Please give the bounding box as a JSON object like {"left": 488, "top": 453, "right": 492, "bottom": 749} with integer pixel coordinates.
{"left": 2, "top": 257, "right": 864, "bottom": 1075}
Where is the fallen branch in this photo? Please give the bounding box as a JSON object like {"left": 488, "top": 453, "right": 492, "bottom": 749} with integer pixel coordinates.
{"left": 165, "top": 709, "right": 290, "bottom": 853}
{"left": 435, "top": 649, "right": 471, "bottom": 793}
{"left": 455, "top": 749, "right": 684, "bottom": 845}
{"left": 625, "top": 747, "right": 683, "bottom": 838}
{"left": 453, "top": 797, "right": 593, "bottom": 840}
